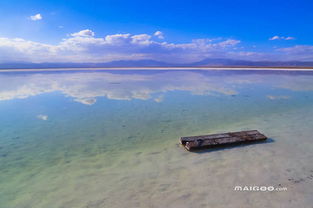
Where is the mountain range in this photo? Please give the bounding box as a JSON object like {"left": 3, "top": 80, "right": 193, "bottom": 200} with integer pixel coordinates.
{"left": 1, "top": 58, "right": 313, "bottom": 69}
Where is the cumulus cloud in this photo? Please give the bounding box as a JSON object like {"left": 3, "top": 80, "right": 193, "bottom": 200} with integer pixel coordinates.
{"left": 269, "top": 36, "right": 280, "bottom": 40}
{"left": 154, "top": 31, "right": 164, "bottom": 39}
{"left": 131, "top": 34, "right": 152, "bottom": 45}
{"left": 0, "top": 37, "right": 55, "bottom": 63}
{"left": 0, "top": 29, "right": 311, "bottom": 63}
{"left": 30, "top": 14, "right": 42, "bottom": 21}
{"left": 0, "top": 29, "right": 244, "bottom": 63}
{"left": 269, "top": 36, "right": 295, "bottom": 40}
{"left": 70, "top": 29, "right": 95, "bottom": 37}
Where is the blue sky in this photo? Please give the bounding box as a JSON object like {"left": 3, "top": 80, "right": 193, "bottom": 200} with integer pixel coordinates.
{"left": 0, "top": 0, "right": 313, "bottom": 63}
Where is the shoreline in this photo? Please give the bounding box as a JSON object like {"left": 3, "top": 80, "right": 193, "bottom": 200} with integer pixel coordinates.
{"left": 1, "top": 66, "right": 313, "bottom": 72}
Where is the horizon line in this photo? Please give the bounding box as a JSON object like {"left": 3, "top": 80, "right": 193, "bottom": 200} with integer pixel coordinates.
{"left": 1, "top": 66, "right": 313, "bottom": 73}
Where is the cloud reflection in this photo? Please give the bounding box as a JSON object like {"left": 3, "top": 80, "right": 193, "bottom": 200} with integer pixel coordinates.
{"left": 0, "top": 71, "right": 312, "bottom": 105}
{"left": 0, "top": 71, "right": 237, "bottom": 104}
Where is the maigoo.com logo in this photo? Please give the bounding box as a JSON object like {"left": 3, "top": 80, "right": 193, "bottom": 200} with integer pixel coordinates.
{"left": 234, "top": 185, "right": 287, "bottom": 192}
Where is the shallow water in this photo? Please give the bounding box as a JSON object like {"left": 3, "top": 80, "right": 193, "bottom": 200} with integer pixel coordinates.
{"left": 0, "top": 69, "right": 313, "bottom": 208}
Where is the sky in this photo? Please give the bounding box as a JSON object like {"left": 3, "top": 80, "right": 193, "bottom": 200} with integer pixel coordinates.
{"left": 0, "top": 0, "right": 313, "bottom": 63}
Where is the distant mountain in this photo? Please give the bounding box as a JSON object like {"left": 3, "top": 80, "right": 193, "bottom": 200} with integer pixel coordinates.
{"left": 1, "top": 58, "right": 313, "bottom": 69}
{"left": 190, "top": 58, "right": 313, "bottom": 67}
{"left": 100, "top": 59, "right": 175, "bottom": 67}
{"left": 0, "top": 60, "right": 173, "bottom": 69}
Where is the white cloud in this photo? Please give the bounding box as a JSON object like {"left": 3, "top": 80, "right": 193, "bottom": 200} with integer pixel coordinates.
{"left": 154, "top": 31, "right": 164, "bottom": 39}
{"left": 0, "top": 29, "right": 311, "bottom": 63}
{"left": 30, "top": 14, "right": 42, "bottom": 21}
{"left": 269, "top": 36, "right": 280, "bottom": 40}
{"left": 277, "top": 45, "right": 313, "bottom": 61}
{"left": 70, "top": 29, "right": 95, "bottom": 37}
{"left": 0, "top": 29, "right": 243, "bottom": 63}
{"left": 217, "top": 39, "right": 240, "bottom": 47}
{"left": 269, "top": 36, "right": 295, "bottom": 40}
{"left": 104, "top": 33, "right": 130, "bottom": 45}
{"left": 0, "top": 37, "right": 55, "bottom": 63}
{"left": 131, "top": 34, "right": 152, "bottom": 45}
{"left": 285, "top": 37, "right": 295, "bottom": 40}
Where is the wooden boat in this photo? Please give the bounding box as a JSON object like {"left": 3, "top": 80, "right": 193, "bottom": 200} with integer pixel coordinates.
{"left": 180, "top": 130, "right": 267, "bottom": 151}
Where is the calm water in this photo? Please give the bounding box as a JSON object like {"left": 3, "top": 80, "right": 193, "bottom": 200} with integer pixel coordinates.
{"left": 1, "top": 69, "right": 313, "bottom": 208}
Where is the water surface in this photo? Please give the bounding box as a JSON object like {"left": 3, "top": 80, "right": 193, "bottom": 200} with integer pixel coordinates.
{"left": 1, "top": 69, "right": 313, "bottom": 208}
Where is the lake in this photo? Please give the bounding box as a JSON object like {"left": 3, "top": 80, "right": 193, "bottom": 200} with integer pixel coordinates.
{"left": 1, "top": 69, "right": 313, "bottom": 208}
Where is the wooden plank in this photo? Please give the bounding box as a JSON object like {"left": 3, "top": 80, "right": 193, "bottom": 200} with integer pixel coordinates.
{"left": 180, "top": 130, "right": 267, "bottom": 151}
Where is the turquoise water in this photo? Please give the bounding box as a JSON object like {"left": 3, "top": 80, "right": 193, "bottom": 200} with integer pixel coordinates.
{"left": 1, "top": 69, "right": 313, "bottom": 208}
